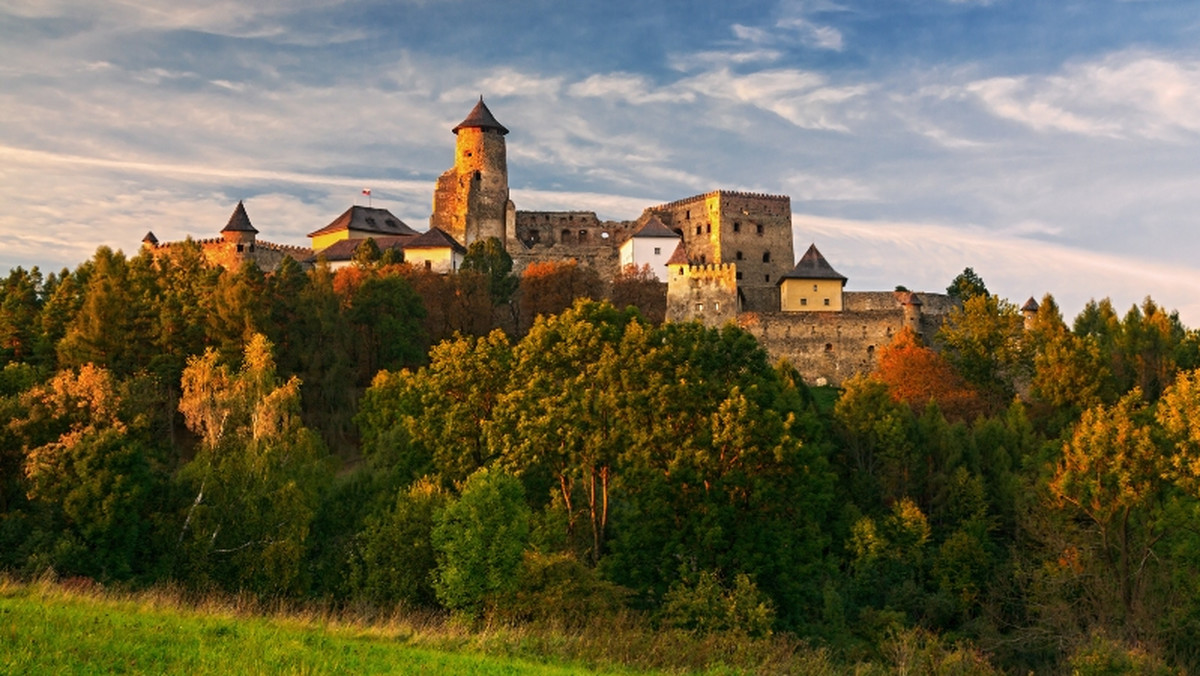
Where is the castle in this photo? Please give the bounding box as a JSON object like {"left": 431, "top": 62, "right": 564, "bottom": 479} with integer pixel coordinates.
{"left": 142, "top": 98, "right": 965, "bottom": 386}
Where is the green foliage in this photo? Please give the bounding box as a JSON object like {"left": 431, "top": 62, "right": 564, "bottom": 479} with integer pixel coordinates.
{"left": 938, "top": 293, "right": 1027, "bottom": 408}
{"left": 349, "top": 478, "right": 447, "bottom": 608}
{"left": 946, "top": 267, "right": 989, "bottom": 301}
{"left": 174, "top": 334, "right": 333, "bottom": 595}
{"left": 462, "top": 237, "right": 517, "bottom": 304}
{"left": 659, "top": 570, "right": 775, "bottom": 638}
{"left": 431, "top": 468, "right": 531, "bottom": 616}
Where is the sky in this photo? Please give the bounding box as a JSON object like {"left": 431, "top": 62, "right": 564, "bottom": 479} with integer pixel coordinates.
{"left": 3, "top": 0, "right": 1200, "bottom": 325}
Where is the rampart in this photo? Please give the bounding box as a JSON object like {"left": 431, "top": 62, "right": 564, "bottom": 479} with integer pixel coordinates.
{"left": 666, "top": 263, "right": 739, "bottom": 326}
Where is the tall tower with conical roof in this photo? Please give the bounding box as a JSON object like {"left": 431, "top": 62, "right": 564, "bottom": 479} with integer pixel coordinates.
{"left": 430, "top": 98, "right": 511, "bottom": 246}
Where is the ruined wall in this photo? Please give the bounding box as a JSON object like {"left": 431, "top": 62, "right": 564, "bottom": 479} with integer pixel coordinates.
{"left": 666, "top": 263, "right": 739, "bottom": 327}
{"left": 509, "top": 210, "right": 637, "bottom": 279}
{"left": 431, "top": 126, "right": 509, "bottom": 246}
{"left": 645, "top": 190, "right": 792, "bottom": 313}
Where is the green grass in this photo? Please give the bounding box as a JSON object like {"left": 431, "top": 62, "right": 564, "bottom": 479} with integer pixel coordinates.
{"left": 0, "top": 579, "right": 628, "bottom": 675}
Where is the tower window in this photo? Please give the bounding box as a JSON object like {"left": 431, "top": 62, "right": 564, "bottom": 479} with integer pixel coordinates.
{"left": 236, "top": 244, "right": 244, "bottom": 252}
{"left": 686, "top": 210, "right": 691, "bottom": 219}
{"left": 561, "top": 229, "right": 571, "bottom": 241}
{"left": 764, "top": 274, "right": 770, "bottom": 282}
{"left": 756, "top": 224, "right": 764, "bottom": 234}
{"left": 825, "top": 343, "right": 833, "bottom": 352}
{"left": 465, "top": 151, "right": 473, "bottom": 157}
{"left": 474, "top": 170, "right": 481, "bottom": 180}
{"left": 706, "top": 224, "right": 711, "bottom": 233}
{"left": 700, "top": 254, "right": 707, "bottom": 264}
{"left": 762, "top": 251, "right": 771, "bottom": 263}
{"left": 736, "top": 271, "right": 743, "bottom": 280}
{"left": 696, "top": 303, "right": 704, "bottom": 312}
{"left": 733, "top": 221, "right": 741, "bottom": 233}
{"left": 695, "top": 226, "right": 702, "bottom": 235}
{"left": 578, "top": 230, "right": 588, "bottom": 241}
{"left": 735, "top": 251, "right": 743, "bottom": 260}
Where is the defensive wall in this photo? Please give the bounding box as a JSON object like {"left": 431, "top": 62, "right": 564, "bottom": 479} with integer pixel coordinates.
{"left": 145, "top": 238, "right": 312, "bottom": 270}
{"left": 666, "top": 263, "right": 739, "bottom": 326}
{"left": 739, "top": 291, "right": 960, "bottom": 386}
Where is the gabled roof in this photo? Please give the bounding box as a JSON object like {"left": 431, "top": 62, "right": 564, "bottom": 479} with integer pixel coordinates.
{"left": 632, "top": 215, "right": 680, "bottom": 239}
{"left": 314, "top": 235, "right": 414, "bottom": 262}
{"left": 1022, "top": 297, "right": 1040, "bottom": 312}
{"left": 780, "top": 244, "right": 847, "bottom": 282}
{"left": 452, "top": 97, "right": 509, "bottom": 135}
{"left": 404, "top": 227, "right": 468, "bottom": 254}
{"left": 666, "top": 242, "right": 689, "bottom": 265}
{"left": 308, "top": 206, "right": 420, "bottom": 238}
{"left": 222, "top": 201, "right": 257, "bottom": 233}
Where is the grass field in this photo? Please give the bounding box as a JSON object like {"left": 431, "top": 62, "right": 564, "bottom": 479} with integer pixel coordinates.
{"left": 0, "top": 579, "right": 631, "bottom": 675}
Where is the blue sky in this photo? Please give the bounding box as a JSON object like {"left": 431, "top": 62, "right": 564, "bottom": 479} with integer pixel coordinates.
{"left": 3, "top": 0, "right": 1200, "bottom": 324}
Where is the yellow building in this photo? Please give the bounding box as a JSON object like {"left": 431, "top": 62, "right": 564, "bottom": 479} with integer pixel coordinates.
{"left": 307, "top": 205, "right": 419, "bottom": 252}
{"left": 778, "top": 244, "right": 846, "bottom": 312}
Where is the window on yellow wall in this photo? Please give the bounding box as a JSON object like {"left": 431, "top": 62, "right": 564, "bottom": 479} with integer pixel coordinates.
{"left": 801, "top": 298, "right": 807, "bottom": 306}
{"left": 824, "top": 298, "right": 830, "bottom": 306}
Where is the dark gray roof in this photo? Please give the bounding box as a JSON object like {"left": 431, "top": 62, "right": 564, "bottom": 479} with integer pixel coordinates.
{"left": 780, "top": 244, "right": 847, "bottom": 282}
{"left": 222, "top": 201, "right": 257, "bottom": 233}
{"left": 308, "top": 206, "right": 420, "bottom": 238}
{"left": 314, "top": 235, "right": 414, "bottom": 262}
{"left": 142, "top": 231, "right": 158, "bottom": 245}
{"left": 452, "top": 97, "right": 509, "bottom": 135}
{"left": 404, "top": 227, "right": 467, "bottom": 254}
{"left": 632, "top": 215, "right": 681, "bottom": 239}
{"left": 1022, "top": 297, "right": 1040, "bottom": 312}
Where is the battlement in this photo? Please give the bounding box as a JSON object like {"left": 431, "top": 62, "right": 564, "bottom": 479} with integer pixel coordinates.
{"left": 672, "top": 262, "right": 738, "bottom": 279}
{"left": 648, "top": 189, "right": 790, "bottom": 212}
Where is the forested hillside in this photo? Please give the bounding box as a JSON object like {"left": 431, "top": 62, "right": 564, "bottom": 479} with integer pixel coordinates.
{"left": 2, "top": 243, "right": 1199, "bottom": 673}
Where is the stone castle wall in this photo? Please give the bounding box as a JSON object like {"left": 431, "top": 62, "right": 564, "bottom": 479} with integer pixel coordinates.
{"left": 510, "top": 210, "right": 640, "bottom": 279}
{"left": 666, "top": 263, "right": 739, "bottom": 326}
{"left": 147, "top": 238, "right": 311, "bottom": 271}
{"left": 645, "top": 191, "right": 792, "bottom": 313}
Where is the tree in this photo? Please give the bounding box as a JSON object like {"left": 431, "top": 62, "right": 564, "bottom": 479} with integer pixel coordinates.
{"left": 608, "top": 264, "right": 666, "bottom": 324}
{"left": 431, "top": 467, "right": 531, "bottom": 616}
{"left": 946, "top": 267, "right": 989, "bottom": 301}
{"left": 346, "top": 272, "right": 426, "bottom": 379}
{"left": 462, "top": 236, "right": 517, "bottom": 305}
{"left": 0, "top": 267, "right": 44, "bottom": 365}
{"left": 516, "top": 260, "right": 602, "bottom": 334}
{"left": 175, "top": 334, "right": 332, "bottom": 595}
{"left": 873, "top": 327, "right": 984, "bottom": 422}
{"left": 938, "top": 293, "right": 1027, "bottom": 409}
{"left": 349, "top": 478, "right": 448, "bottom": 607}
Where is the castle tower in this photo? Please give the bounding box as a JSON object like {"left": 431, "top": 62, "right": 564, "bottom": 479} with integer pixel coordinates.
{"left": 221, "top": 201, "right": 258, "bottom": 250}
{"left": 430, "top": 98, "right": 511, "bottom": 247}
{"left": 1021, "top": 297, "right": 1040, "bottom": 330}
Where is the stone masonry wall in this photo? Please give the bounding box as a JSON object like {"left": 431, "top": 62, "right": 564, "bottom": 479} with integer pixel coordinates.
{"left": 666, "top": 263, "right": 739, "bottom": 327}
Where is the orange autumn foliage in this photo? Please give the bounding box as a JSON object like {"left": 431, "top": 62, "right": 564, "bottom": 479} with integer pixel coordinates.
{"left": 874, "top": 327, "right": 985, "bottom": 422}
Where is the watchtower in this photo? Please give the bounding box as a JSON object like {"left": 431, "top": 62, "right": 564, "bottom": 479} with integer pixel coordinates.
{"left": 430, "top": 97, "right": 511, "bottom": 247}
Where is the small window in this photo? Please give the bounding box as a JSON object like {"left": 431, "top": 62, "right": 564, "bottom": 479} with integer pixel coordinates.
{"left": 696, "top": 303, "right": 704, "bottom": 312}
{"left": 474, "top": 170, "right": 481, "bottom": 180}
{"left": 714, "top": 302, "right": 721, "bottom": 312}
{"left": 700, "top": 254, "right": 707, "bottom": 264}
{"left": 653, "top": 247, "right": 661, "bottom": 255}
{"left": 801, "top": 298, "right": 808, "bottom": 306}
{"left": 695, "top": 226, "right": 702, "bottom": 235}
{"left": 764, "top": 274, "right": 770, "bottom": 282}
{"left": 813, "top": 284, "right": 818, "bottom": 291}
{"left": 867, "top": 345, "right": 876, "bottom": 355}
{"left": 529, "top": 229, "right": 540, "bottom": 242}
{"left": 736, "top": 271, "right": 743, "bottom": 280}
{"left": 824, "top": 298, "right": 831, "bottom": 306}
{"left": 825, "top": 343, "right": 833, "bottom": 352}
{"left": 236, "top": 244, "right": 244, "bottom": 252}
{"left": 465, "top": 150, "right": 473, "bottom": 157}
{"left": 366, "top": 217, "right": 377, "bottom": 226}
{"left": 735, "top": 251, "right": 743, "bottom": 260}
{"left": 756, "top": 224, "right": 764, "bottom": 234}
{"left": 562, "top": 229, "right": 571, "bottom": 241}
{"left": 578, "top": 229, "right": 588, "bottom": 241}
{"left": 706, "top": 224, "right": 711, "bottom": 233}
{"left": 424, "top": 260, "right": 432, "bottom": 271}
{"left": 733, "top": 221, "right": 741, "bottom": 233}
{"left": 762, "top": 251, "right": 771, "bottom": 263}
{"left": 686, "top": 210, "right": 691, "bottom": 219}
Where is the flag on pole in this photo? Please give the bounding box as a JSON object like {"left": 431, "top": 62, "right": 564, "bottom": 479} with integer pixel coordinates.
{"left": 362, "top": 188, "right": 371, "bottom": 196}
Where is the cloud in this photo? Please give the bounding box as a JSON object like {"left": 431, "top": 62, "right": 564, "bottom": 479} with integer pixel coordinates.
{"left": 566, "top": 73, "right": 686, "bottom": 105}
{"left": 680, "top": 68, "right": 869, "bottom": 130}
{"left": 966, "top": 52, "right": 1200, "bottom": 139}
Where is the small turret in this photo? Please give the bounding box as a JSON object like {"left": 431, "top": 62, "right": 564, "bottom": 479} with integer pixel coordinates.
{"left": 897, "top": 290, "right": 924, "bottom": 335}
{"left": 1022, "top": 297, "right": 1040, "bottom": 330}
{"left": 141, "top": 231, "right": 159, "bottom": 249}
{"left": 221, "top": 201, "right": 258, "bottom": 248}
